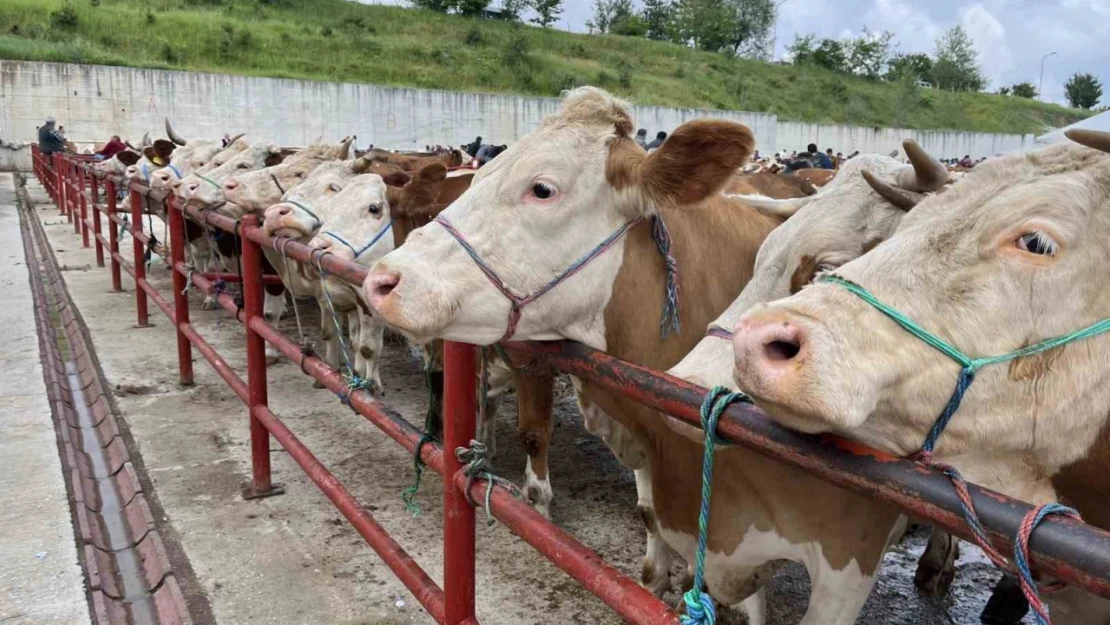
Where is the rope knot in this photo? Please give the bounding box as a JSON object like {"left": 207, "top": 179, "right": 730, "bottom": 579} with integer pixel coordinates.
{"left": 680, "top": 588, "right": 717, "bottom": 625}
{"left": 455, "top": 440, "right": 521, "bottom": 526}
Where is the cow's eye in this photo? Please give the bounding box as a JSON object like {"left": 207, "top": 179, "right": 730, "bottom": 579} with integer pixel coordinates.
{"left": 237, "top": 162, "right": 249, "bottom": 169}
{"left": 294, "top": 171, "right": 305, "bottom": 179}
{"left": 530, "top": 181, "right": 557, "bottom": 200}
{"left": 327, "top": 183, "right": 342, "bottom": 193}
{"left": 814, "top": 262, "right": 838, "bottom": 278}
{"left": 368, "top": 203, "right": 382, "bottom": 216}
{"left": 1017, "top": 231, "right": 1057, "bottom": 256}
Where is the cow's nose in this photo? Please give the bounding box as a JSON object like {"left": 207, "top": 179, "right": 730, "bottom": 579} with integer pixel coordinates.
{"left": 365, "top": 269, "right": 401, "bottom": 310}
{"left": 224, "top": 179, "right": 239, "bottom": 192}
{"left": 732, "top": 314, "right": 807, "bottom": 372}
{"left": 186, "top": 182, "right": 199, "bottom": 193}
{"left": 276, "top": 205, "right": 291, "bottom": 217}
{"left": 171, "top": 180, "right": 182, "bottom": 190}
{"left": 311, "top": 237, "right": 333, "bottom": 251}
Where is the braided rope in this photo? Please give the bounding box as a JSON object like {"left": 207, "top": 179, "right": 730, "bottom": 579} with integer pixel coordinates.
{"left": 652, "top": 214, "right": 681, "bottom": 339}
{"left": 682, "top": 387, "right": 749, "bottom": 625}
{"left": 455, "top": 440, "right": 522, "bottom": 526}
{"left": 312, "top": 249, "right": 370, "bottom": 403}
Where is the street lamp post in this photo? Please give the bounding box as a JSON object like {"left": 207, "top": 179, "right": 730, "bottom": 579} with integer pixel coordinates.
{"left": 770, "top": 0, "right": 792, "bottom": 62}
{"left": 1038, "top": 51, "right": 1057, "bottom": 101}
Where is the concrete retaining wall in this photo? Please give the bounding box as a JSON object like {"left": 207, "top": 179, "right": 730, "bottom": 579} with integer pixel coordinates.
{"left": 0, "top": 60, "right": 1036, "bottom": 172}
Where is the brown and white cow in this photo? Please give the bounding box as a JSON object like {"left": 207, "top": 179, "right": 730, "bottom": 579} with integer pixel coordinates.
{"left": 732, "top": 133, "right": 1110, "bottom": 623}
{"left": 364, "top": 147, "right": 468, "bottom": 172}
{"left": 363, "top": 88, "right": 812, "bottom": 615}
{"left": 149, "top": 120, "right": 242, "bottom": 192}
{"left": 221, "top": 138, "right": 355, "bottom": 213}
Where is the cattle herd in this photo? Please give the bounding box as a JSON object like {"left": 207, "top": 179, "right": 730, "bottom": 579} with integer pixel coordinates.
{"left": 86, "top": 87, "right": 1110, "bottom": 624}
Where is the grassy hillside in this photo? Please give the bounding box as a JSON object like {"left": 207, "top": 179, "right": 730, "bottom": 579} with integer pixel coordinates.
{"left": 0, "top": 0, "right": 1090, "bottom": 134}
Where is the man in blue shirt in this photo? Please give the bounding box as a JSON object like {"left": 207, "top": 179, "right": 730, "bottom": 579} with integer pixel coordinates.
{"left": 808, "top": 143, "right": 834, "bottom": 169}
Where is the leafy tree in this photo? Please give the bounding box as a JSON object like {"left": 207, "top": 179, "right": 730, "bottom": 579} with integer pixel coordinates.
{"left": 725, "top": 0, "right": 773, "bottom": 57}
{"left": 885, "top": 52, "right": 933, "bottom": 84}
{"left": 844, "top": 28, "right": 895, "bottom": 80}
{"left": 674, "top": 0, "right": 731, "bottom": 51}
{"left": 499, "top": 0, "right": 529, "bottom": 21}
{"left": 530, "top": 0, "right": 563, "bottom": 27}
{"left": 789, "top": 34, "right": 847, "bottom": 73}
{"left": 411, "top": 0, "right": 455, "bottom": 13}
{"left": 997, "top": 85, "right": 1011, "bottom": 96}
{"left": 1009, "top": 82, "right": 1036, "bottom": 98}
{"left": 932, "top": 25, "right": 985, "bottom": 92}
{"left": 612, "top": 12, "right": 649, "bottom": 36}
{"left": 1065, "top": 73, "right": 1103, "bottom": 109}
{"left": 457, "top": 0, "right": 491, "bottom": 16}
{"left": 588, "top": 0, "right": 633, "bottom": 33}
{"left": 640, "top": 0, "right": 674, "bottom": 41}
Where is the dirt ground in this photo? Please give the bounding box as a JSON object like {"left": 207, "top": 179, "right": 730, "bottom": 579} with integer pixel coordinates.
{"left": 30, "top": 189, "right": 1028, "bottom": 624}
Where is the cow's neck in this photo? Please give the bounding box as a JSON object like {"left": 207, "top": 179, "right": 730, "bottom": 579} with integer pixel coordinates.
{"left": 589, "top": 196, "right": 780, "bottom": 441}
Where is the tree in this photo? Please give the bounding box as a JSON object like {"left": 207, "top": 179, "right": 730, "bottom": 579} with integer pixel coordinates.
{"left": 673, "top": 0, "right": 770, "bottom": 55}
{"left": 588, "top": 0, "right": 633, "bottom": 33}
{"left": 885, "top": 52, "right": 933, "bottom": 84}
{"left": 932, "top": 25, "right": 985, "bottom": 92}
{"left": 844, "top": 28, "right": 895, "bottom": 80}
{"left": 789, "top": 34, "right": 847, "bottom": 73}
{"left": 725, "top": 0, "right": 773, "bottom": 57}
{"left": 457, "top": 0, "right": 491, "bottom": 16}
{"left": 530, "top": 0, "right": 562, "bottom": 27}
{"left": 1065, "top": 73, "right": 1103, "bottom": 109}
{"left": 640, "top": 0, "right": 674, "bottom": 41}
{"left": 997, "top": 85, "right": 1011, "bottom": 96}
{"left": 411, "top": 0, "right": 455, "bottom": 13}
{"left": 1010, "top": 82, "right": 1037, "bottom": 98}
{"left": 500, "top": 0, "right": 529, "bottom": 21}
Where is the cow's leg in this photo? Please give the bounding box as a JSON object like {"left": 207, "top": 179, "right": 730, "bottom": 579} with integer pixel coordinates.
{"left": 316, "top": 297, "right": 339, "bottom": 389}
{"left": 355, "top": 308, "right": 386, "bottom": 397}
{"left": 261, "top": 279, "right": 285, "bottom": 365}
{"left": 732, "top": 588, "right": 767, "bottom": 625}
{"left": 635, "top": 464, "right": 674, "bottom": 596}
{"left": 1046, "top": 585, "right": 1110, "bottom": 625}
{"left": 477, "top": 357, "right": 512, "bottom": 456}
{"left": 980, "top": 573, "right": 1029, "bottom": 625}
{"left": 914, "top": 528, "right": 959, "bottom": 597}
{"left": 515, "top": 366, "right": 556, "bottom": 519}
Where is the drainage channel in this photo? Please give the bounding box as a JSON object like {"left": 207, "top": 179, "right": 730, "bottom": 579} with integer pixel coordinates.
{"left": 16, "top": 173, "right": 193, "bottom": 625}
{"left": 65, "top": 361, "right": 156, "bottom": 625}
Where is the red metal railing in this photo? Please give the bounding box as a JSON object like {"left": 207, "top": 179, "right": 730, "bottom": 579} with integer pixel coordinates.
{"left": 32, "top": 151, "right": 1110, "bottom": 625}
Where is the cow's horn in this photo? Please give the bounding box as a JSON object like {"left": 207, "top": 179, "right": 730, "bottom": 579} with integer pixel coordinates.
{"left": 896, "top": 139, "right": 948, "bottom": 192}
{"left": 125, "top": 141, "right": 139, "bottom": 151}
{"left": 1066, "top": 129, "right": 1110, "bottom": 154}
{"left": 141, "top": 131, "right": 152, "bottom": 147}
{"left": 731, "top": 193, "right": 812, "bottom": 219}
{"left": 863, "top": 170, "right": 921, "bottom": 211}
{"left": 165, "top": 118, "right": 187, "bottom": 146}
{"left": 352, "top": 155, "right": 373, "bottom": 173}
{"left": 226, "top": 133, "right": 245, "bottom": 146}
{"left": 337, "top": 136, "right": 355, "bottom": 160}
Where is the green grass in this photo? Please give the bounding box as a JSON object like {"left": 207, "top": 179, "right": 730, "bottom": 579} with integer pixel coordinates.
{"left": 0, "top": 0, "right": 1090, "bottom": 134}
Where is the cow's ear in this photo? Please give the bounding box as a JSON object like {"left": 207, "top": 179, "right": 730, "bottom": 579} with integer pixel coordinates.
{"left": 382, "top": 171, "right": 412, "bottom": 188}
{"left": 639, "top": 119, "right": 754, "bottom": 206}
{"left": 153, "top": 139, "right": 175, "bottom": 162}
{"left": 117, "top": 151, "right": 141, "bottom": 166}
{"left": 401, "top": 163, "right": 447, "bottom": 210}
{"left": 264, "top": 145, "right": 287, "bottom": 167}
{"left": 143, "top": 146, "right": 157, "bottom": 161}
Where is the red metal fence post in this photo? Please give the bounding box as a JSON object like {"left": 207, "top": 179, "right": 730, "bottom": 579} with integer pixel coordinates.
{"left": 79, "top": 164, "right": 90, "bottom": 245}
{"left": 130, "top": 186, "right": 151, "bottom": 327}
{"left": 443, "top": 341, "right": 478, "bottom": 625}
{"left": 107, "top": 179, "right": 122, "bottom": 292}
{"left": 167, "top": 196, "right": 194, "bottom": 386}
{"left": 55, "top": 154, "right": 66, "bottom": 217}
{"left": 91, "top": 173, "right": 104, "bottom": 267}
{"left": 241, "top": 214, "right": 282, "bottom": 499}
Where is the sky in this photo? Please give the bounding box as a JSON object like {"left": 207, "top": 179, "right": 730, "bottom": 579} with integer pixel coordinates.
{"left": 357, "top": 0, "right": 1109, "bottom": 106}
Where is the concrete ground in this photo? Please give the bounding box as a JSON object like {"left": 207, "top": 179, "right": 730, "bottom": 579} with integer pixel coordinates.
{"left": 0, "top": 173, "right": 91, "bottom": 625}
{"left": 19, "top": 174, "right": 1027, "bottom": 624}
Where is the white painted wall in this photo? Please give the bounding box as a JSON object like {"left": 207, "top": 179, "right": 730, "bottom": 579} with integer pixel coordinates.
{"left": 1, "top": 60, "right": 1035, "bottom": 173}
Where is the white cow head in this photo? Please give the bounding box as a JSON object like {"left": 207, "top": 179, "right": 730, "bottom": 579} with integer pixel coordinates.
{"left": 731, "top": 135, "right": 1110, "bottom": 497}
{"left": 222, "top": 138, "right": 355, "bottom": 213}
{"left": 668, "top": 143, "right": 949, "bottom": 390}
{"left": 363, "top": 87, "right": 754, "bottom": 346}
{"left": 179, "top": 141, "right": 286, "bottom": 208}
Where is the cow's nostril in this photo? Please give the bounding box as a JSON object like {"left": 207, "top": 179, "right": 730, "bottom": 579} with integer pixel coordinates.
{"left": 277, "top": 206, "right": 291, "bottom": 216}
{"left": 764, "top": 339, "right": 801, "bottom": 362}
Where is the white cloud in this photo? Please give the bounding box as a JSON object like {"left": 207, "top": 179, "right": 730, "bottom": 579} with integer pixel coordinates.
{"left": 959, "top": 3, "right": 1011, "bottom": 88}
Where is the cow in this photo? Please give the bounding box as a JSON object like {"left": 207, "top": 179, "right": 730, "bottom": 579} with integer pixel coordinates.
{"left": 794, "top": 168, "right": 837, "bottom": 188}
{"left": 301, "top": 166, "right": 451, "bottom": 391}
{"left": 731, "top": 131, "right": 1110, "bottom": 624}
{"left": 149, "top": 119, "right": 242, "bottom": 192}
{"left": 362, "top": 88, "right": 803, "bottom": 613}
{"left": 221, "top": 137, "right": 355, "bottom": 213}
{"left": 179, "top": 141, "right": 292, "bottom": 207}
{"left": 364, "top": 147, "right": 468, "bottom": 172}
{"left": 724, "top": 172, "right": 816, "bottom": 198}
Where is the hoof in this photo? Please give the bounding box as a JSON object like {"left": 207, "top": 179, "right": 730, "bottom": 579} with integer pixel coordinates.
{"left": 264, "top": 346, "right": 281, "bottom": 366}
{"left": 369, "top": 379, "right": 385, "bottom": 398}
{"left": 641, "top": 566, "right": 670, "bottom": 597}
{"left": 914, "top": 533, "right": 959, "bottom": 597}
{"left": 202, "top": 297, "right": 219, "bottom": 311}
{"left": 980, "top": 574, "right": 1029, "bottom": 625}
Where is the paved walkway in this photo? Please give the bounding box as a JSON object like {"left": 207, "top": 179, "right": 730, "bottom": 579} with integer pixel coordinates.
{"left": 0, "top": 173, "right": 91, "bottom": 625}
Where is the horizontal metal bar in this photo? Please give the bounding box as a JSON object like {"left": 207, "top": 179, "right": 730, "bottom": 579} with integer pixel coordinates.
{"left": 252, "top": 405, "right": 447, "bottom": 622}
{"left": 506, "top": 340, "right": 1110, "bottom": 599}
{"left": 454, "top": 472, "right": 678, "bottom": 625}
{"left": 243, "top": 224, "right": 368, "bottom": 287}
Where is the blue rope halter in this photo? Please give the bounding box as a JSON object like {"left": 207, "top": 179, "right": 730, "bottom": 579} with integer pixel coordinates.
{"left": 322, "top": 221, "right": 393, "bottom": 258}
{"left": 166, "top": 164, "right": 183, "bottom": 179}
{"left": 195, "top": 172, "right": 222, "bottom": 189}
{"left": 286, "top": 199, "right": 324, "bottom": 230}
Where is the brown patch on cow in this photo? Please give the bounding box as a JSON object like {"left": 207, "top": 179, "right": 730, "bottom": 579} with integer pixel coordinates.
{"left": 724, "top": 173, "right": 816, "bottom": 199}
{"left": 1008, "top": 343, "right": 1065, "bottom": 382}
{"left": 638, "top": 505, "right": 656, "bottom": 532}
{"left": 1053, "top": 415, "right": 1110, "bottom": 531}
{"left": 263, "top": 150, "right": 287, "bottom": 167}
{"left": 640, "top": 120, "right": 755, "bottom": 206}
{"left": 366, "top": 149, "right": 463, "bottom": 172}
{"left": 790, "top": 255, "right": 820, "bottom": 295}
{"left": 604, "top": 136, "right": 646, "bottom": 191}
{"left": 382, "top": 171, "right": 412, "bottom": 188}
{"left": 794, "top": 168, "right": 836, "bottom": 188}
{"left": 117, "top": 151, "right": 141, "bottom": 167}
{"left": 862, "top": 236, "right": 885, "bottom": 254}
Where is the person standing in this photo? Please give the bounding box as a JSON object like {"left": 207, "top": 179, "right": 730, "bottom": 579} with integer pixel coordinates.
{"left": 645, "top": 131, "right": 667, "bottom": 151}
{"left": 634, "top": 128, "right": 648, "bottom": 149}
{"left": 465, "top": 136, "right": 483, "bottom": 158}
{"left": 38, "top": 116, "right": 66, "bottom": 156}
